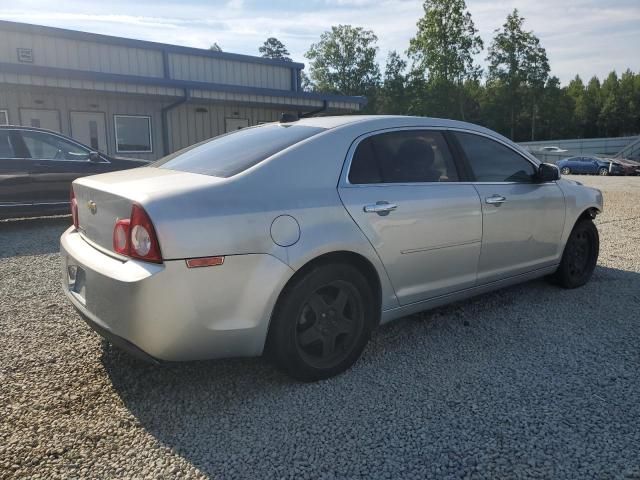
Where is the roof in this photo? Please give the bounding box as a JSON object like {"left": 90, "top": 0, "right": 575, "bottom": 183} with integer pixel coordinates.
{"left": 0, "top": 19, "right": 304, "bottom": 69}
{"left": 295, "top": 115, "right": 498, "bottom": 133}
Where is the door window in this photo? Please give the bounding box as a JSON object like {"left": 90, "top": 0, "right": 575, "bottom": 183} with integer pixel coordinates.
{"left": 349, "top": 130, "right": 459, "bottom": 184}
{"left": 21, "top": 130, "right": 90, "bottom": 161}
{"left": 0, "top": 131, "right": 17, "bottom": 158}
{"left": 454, "top": 132, "right": 536, "bottom": 183}
{"left": 114, "top": 115, "right": 152, "bottom": 153}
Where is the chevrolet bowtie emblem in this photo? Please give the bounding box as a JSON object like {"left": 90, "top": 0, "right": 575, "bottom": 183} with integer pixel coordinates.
{"left": 87, "top": 200, "right": 97, "bottom": 215}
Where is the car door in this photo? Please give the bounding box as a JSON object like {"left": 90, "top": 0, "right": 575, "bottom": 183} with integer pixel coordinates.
{"left": 19, "top": 129, "right": 111, "bottom": 205}
{"left": 338, "top": 129, "right": 482, "bottom": 306}
{"left": 0, "top": 129, "right": 34, "bottom": 210}
{"left": 452, "top": 131, "right": 566, "bottom": 284}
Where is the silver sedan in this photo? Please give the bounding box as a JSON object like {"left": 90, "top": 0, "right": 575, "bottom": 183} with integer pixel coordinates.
{"left": 60, "top": 115, "right": 603, "bottom": 381}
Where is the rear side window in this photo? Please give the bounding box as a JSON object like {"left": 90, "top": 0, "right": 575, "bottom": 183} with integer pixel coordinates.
{"left": 154, "top": 124, "right": 325, "bottom": 178}
{"left": 0, "top": 131, "right": 16, "bottom": 158}
{"left": 455, "top": 132, "right": 536, "bottom": 183}
{"left": 20, "top": 130, "right": 90, "bottom": 161}
{"left": 349, "top": 130, "right": 459, "bottom": 184}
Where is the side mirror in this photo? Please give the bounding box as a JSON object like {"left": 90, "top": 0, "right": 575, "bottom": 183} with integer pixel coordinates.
{"left": 538, "top": 163, "right": 560, "bottom": 181}
{"left": 88, "top": 151, "right": 101, "bottom": 162}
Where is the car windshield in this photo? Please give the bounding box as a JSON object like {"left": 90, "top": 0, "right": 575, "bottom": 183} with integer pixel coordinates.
{"left": 153, "top": 123, "right": 325, "bottom": 177}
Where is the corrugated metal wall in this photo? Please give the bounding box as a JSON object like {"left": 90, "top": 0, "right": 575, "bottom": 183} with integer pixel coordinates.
{"left": 0, "top": 28, "right": 293, "bottom": 91}
{"left": 167, "top": 103, "right": 282, "bottom": 152}
{"left": 0, "top": 85, "right": 286, "bottom": 160}
{"left": 0, "top": 31, "right": 164, "bottom": 78}
{"left": 168, "top": 53, "right": 291, "bottom": 90}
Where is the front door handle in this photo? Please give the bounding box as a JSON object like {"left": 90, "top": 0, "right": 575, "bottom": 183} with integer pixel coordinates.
{"left": 363, "top": 201, "right": 397, "bottom": 216}
{"left": 485, "top": 195, "right": 506, "bottom": 205}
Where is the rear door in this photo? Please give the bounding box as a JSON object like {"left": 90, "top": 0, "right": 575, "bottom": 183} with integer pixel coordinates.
{"left": 0, "top": 129, "right": 33, "bottom": 209}
{"left": 19, "top": 129, "right": 110, "bottom": 205}
{"left": 452, "top": 131, "right": 565, "bottom": 284}
{"left": 338, "top": 128, "right": 482, "bottom": 306}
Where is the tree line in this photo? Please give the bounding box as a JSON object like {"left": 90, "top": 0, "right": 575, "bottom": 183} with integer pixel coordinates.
{"left": 255, "top": 0, "right": 640, "bottom": 142}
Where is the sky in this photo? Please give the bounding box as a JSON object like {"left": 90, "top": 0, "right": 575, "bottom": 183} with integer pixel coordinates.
{"left": 1, "top": 0, "right": 638, "bottom": 84}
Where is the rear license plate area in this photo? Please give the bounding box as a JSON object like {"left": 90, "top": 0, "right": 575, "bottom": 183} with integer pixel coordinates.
{"left": 67, "top": 264, "right": 86, "bottom": 304}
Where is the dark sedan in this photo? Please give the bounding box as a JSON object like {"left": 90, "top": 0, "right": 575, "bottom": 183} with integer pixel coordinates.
{"left": 0, "top": 126, "right": 147, "bottom": 218}
{"left": 557, "top": 156, "right": 624, "bottom": 176}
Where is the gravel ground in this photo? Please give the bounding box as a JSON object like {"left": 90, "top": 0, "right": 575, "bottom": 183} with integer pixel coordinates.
{"left": 1, "top": 175, "right": 639, "bottom": 479}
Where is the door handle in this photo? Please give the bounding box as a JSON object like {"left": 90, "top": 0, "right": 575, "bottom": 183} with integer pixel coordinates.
{"left": 363, "top": 201, "right": 397, "bottom": 215}
{"left": 485, "top": 195, "right": 506, "bottom": 205}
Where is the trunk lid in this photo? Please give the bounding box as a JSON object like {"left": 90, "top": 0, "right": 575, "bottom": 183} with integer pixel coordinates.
{"left": 73, "top": 167, "right": 221, "bottom": 254}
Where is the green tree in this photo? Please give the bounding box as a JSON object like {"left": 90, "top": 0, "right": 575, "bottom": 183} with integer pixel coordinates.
{"left": 259, "top": 37, "right": 291, "bottom": 61}
{"left": 407, "top": 0, "right": 483, "bottom": 120}
{"left": 598, "top": 71, "right": 623, "bottom": 137}
{"left": 566, "top": 75, "right": 586, "bottom": 136}
{"left": 305, "top": 25, "right": 381, "bottom": 97}
{"left": 377, "top": 51, "right": 408, "bottom": 114}
{"left": 538, "top": 77, "right": 574, "bottom": 139}
{"left": 618, "top": 69, "right": 639, "bottom": 135}
{"left": 582, "top": 76, "right": 603, "bottom": 137}
{"left": 486, "top": 9, "right": 549, "bottom": 140}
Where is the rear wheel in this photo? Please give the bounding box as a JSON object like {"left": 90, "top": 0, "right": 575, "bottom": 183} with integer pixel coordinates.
{"left": 552, "top": 219, "right": 599, "bottom": 288}
{"left": 268, "top": 263, "right": 375, "bottom": 381}
{"left": 598, "top": 167, "right": 609, "bottom": 176}
{"left": 561, "top": 167, "right": 571, "bottom": 175}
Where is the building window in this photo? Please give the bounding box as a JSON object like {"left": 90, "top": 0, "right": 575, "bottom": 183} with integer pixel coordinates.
{"left": 114, "top": 115, "right": 152, "bottom": 153}
{"left": 0, "top": 110, "right": 8, "bottom": 125}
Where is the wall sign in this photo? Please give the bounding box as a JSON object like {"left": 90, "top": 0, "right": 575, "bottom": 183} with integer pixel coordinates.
{"left": 17, "top": 48, "right": 33, "bottom": 63}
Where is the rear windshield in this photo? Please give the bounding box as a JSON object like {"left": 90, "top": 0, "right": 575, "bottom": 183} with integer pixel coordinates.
{"left": 153, "top": 123, "right": 325, "bottom": 177}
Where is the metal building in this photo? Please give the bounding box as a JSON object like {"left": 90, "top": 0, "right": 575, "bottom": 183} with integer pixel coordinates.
{"left": 0, "top": 20, "right": 366, "bottom": 160}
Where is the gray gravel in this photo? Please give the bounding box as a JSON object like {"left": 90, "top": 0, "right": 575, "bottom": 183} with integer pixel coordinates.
{"left": 1, "top": 176, "right": 640, "bottom": 479}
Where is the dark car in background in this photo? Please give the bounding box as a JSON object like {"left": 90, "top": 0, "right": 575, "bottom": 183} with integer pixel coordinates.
{"left": 557, "top": 156, "right": 625, "bottom": 176}
{"left": 0, "top": 126, "right": 147, "bottom": 218}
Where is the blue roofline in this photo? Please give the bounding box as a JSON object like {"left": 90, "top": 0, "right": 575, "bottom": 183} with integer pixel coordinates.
{"left": 0, "top": 19, "right": 305, "bottom": 69}
{"left": 0, "top": 62, "right": 367, "bottom": 106}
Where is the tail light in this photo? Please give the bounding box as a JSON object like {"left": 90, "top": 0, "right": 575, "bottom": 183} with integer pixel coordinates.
{"left": 112, "top": 204, "right": 162, "bottom": 263}
{"left": 70, "top": 186, "right": 79, "bottom": 229}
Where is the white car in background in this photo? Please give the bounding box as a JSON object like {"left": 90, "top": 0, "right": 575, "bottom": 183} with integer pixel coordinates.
{"left": 539, "top": 146, "right": 568, "bottom": 153}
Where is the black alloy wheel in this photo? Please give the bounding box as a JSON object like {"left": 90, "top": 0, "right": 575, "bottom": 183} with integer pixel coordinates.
{"left": 268, "top": 263, "right": 375, "bottom": 381}
{"left": 552, "top": 219, "right": 599, "bottom": 288}
{"left": 295, "top": 280, "right": 363, "bottom": 369}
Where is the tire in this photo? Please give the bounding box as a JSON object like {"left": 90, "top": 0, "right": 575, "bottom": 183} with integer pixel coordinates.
{"left": 598, "top": 167, "right": 609, "bottom": 176}
{"left": 561, "top": 167, "right": 571, "bottom": 175}
{"left": 267, "top": 263, "right": 375, "bottom": 381}
{"left": 552, "top": 219, "right": 599, "bottom": 288}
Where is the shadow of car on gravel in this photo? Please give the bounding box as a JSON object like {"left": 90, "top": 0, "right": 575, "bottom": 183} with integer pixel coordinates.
{"left": 99, "top": 265, "right": 640, "bottom": 478}
{"left": 0, "top": 216, "right": 71, "bottom": 258}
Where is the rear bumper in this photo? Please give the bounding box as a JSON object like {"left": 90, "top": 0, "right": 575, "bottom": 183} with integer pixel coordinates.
{"left": 60, "top": 227, "right": 294, "bottom": 361}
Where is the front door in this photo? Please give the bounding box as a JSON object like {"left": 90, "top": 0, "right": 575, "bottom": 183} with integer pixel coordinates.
{"left": 70, "top": 112, "right": 107, "bottom": 152}
{"left": 19, "top": 109, "right": 61, "bottom": 132}
{"left": 225, "top": 118, "right": 249, "bottom": 132}
{"left": 453, "top": 131, "right": 566, "bottom": 284}
{"left": 338, "top": 129, "right": 482, "bottom": 306}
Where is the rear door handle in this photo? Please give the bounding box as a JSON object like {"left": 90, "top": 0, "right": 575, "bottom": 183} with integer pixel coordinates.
{"left": 485, "top": 195, "right": 506, "bottom": 205}
{"left": 363, "top": 201, "right": 397, "bottom": 215}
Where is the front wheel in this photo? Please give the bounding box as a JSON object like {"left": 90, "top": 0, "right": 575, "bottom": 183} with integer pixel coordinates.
{"left": 561, "top": 167, "right": 571, "bottom": 175}
{"left": 267, "top": 263, "right": 375, "bottom": 381}
{"left": 552, "top": 219, "right": 599, "bottom": 288}
{"left": 598, "top": 167, "right": 609, "bottom": 176}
